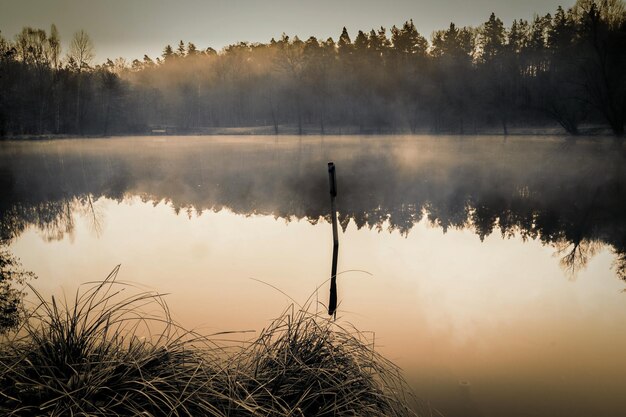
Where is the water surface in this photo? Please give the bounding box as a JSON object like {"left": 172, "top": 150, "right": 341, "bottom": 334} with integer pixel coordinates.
{"left": 2, "top": 135, "right": 625, "bottom": 417}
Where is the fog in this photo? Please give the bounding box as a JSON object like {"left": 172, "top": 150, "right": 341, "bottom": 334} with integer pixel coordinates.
{"left": 1, "top": 135, "right": 625, "bottom": 281}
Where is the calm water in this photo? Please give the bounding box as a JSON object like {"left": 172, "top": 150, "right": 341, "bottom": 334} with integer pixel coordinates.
{"left": 1, "top": 135, "right": 626, "bottom": 417}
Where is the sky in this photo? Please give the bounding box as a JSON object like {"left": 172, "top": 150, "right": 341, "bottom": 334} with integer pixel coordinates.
{"left": 1, "top": 0, "right": 573, "bottom": 64}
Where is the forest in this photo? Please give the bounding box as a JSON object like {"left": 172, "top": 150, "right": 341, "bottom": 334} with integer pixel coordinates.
{"left": 0, "top": 0, "right": 625, "bottom": 137}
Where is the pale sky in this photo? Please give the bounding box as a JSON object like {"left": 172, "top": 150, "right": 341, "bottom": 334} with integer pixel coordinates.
{"left": 1, "top": 0, "right": 573, "bottom": 63}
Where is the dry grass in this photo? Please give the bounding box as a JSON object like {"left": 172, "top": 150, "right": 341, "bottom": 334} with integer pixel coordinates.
{"left": 0, "top": 266, "right": 432, "bottom": 416}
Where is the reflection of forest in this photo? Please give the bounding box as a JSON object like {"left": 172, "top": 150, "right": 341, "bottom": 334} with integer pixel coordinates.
{"left": 1, "top": 138, "right": 625, "bottom": 281}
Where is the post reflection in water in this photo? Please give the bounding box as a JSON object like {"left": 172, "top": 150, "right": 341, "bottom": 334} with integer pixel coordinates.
{"left": 1, "top": 135, "right": 626, "bottom": 417}
{"left": 327, "top": 161, "right": 339, "bottom": 317}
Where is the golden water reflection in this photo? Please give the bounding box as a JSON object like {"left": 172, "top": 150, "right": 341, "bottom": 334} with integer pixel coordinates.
{"left": 11, "top": 196, "right": 626, "bottom": 417}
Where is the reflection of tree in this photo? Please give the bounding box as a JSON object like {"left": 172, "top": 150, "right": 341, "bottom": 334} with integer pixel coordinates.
{"left": 0, "top": 197, "right": 108, "bottom": 243}
{"left": 1, "top": 139, "right": 625, "bottom": 283}
{"left": 554, "top": 239, "right": 603, "bottom": 279}
{"left": 77, "top": 195, "right": 104, "bottom": 238}
{"left": 0, "top": 201, "right": 75, "bottom": 242}
{"left": 614, "top": 251, "right": 626, "bottom": 283}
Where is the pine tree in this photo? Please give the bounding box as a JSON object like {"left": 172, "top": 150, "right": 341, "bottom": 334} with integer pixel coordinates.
{"left": 337, "top": 27, "right": 352, "bottom": 55}
{"left": 176, "top": 40, "right": 186, "bottom": 57}
{"left": 479, "top": 13, "right": 506, "bottom": 63}
{"left": 187, "top": 42, "right": 198, "bottom": 56}
{"left": 162, "top": 44, "right": 174, "bottom": 61}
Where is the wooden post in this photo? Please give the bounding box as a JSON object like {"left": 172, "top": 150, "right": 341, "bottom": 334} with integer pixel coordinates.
{"left": 328, "top": 162, "right": 339, "bottom": 317}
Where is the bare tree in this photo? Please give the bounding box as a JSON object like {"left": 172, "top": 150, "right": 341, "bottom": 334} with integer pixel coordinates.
{"left": 68, "top": 30, "right": 94, "bottom": 70}
{"left": 68, "top": 30, "right": 94, "bottom": 133}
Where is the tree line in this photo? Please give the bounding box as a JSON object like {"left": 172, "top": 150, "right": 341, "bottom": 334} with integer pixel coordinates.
{"left": 1, "top": 0, "right": 625, "bottom": 137}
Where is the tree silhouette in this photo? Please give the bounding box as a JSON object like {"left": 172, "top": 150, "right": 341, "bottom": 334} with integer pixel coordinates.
{"left": 1, "top": 2, "right": 625, "bottom": 137}
{"left": 0, "top": 243, "right": 36, "bottom": 333}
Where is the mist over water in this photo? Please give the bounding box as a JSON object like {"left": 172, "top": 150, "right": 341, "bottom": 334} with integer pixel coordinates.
{"left": 2, "top": 135, "right": 626, "bottom": 417}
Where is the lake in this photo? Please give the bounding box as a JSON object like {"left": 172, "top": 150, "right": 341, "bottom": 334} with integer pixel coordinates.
{"left": 1, "top": 135, "right": 625, "bottom": 417}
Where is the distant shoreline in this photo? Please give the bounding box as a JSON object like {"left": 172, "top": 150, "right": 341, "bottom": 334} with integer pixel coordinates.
{"left": 1, "top": 124, "right": 621, "bottom": 141}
